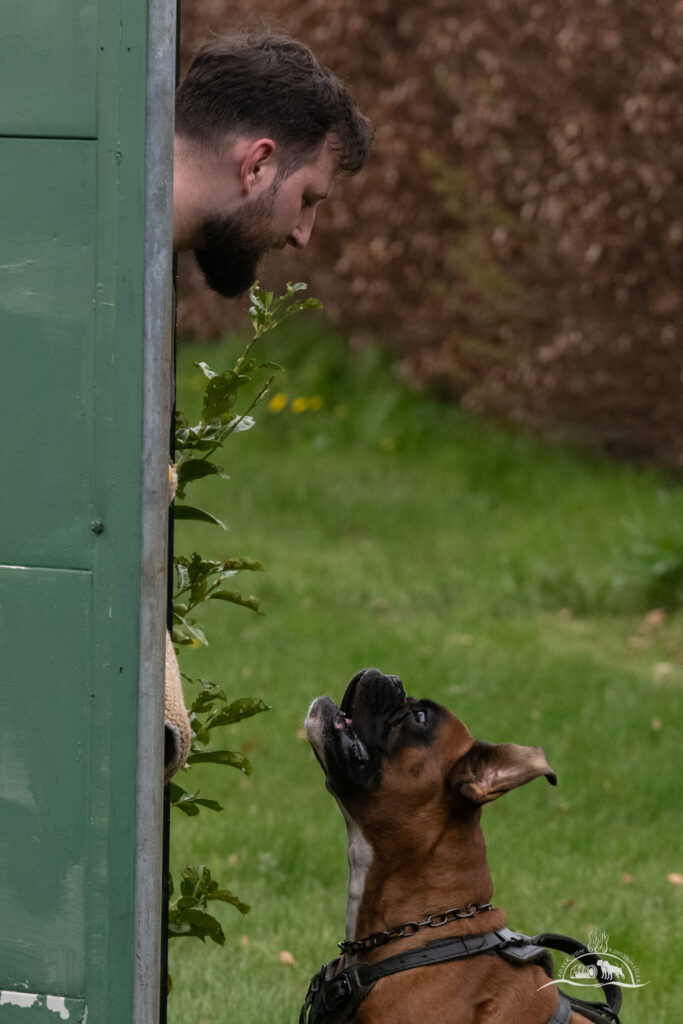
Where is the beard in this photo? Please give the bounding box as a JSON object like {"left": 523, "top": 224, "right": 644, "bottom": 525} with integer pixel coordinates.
{"left": 193, "top": 187, "right": 282, "bottom": 299}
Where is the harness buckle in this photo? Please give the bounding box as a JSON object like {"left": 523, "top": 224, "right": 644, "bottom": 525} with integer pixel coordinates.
{"left": 499, "top": 934, "right": 552, "bottom": 966}
{"left": 321, "top": 972, "right": 353, "bottom": 1012}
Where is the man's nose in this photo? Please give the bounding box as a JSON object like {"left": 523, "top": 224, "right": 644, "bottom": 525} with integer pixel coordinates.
{"left": 288, "top": 209, "right": 316, "bottom": 249}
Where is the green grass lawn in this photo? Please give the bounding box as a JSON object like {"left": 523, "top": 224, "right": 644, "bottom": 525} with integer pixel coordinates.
{"left": 168, "top": 319, "right": 683, "bottom": 1022}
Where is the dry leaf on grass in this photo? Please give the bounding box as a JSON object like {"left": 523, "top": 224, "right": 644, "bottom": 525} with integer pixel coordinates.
{"left": 643, "top": 609, "right": 666, "bottom": 629}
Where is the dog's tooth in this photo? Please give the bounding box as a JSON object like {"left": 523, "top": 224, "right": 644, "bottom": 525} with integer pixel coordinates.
{"left": 352, "top": 739, "right": 369, "bottom": 765}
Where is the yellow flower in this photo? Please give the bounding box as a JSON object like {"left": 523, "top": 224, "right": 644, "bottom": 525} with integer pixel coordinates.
{"left": 307, "top": 395, "right": 324, "bottom": 411}
{"left": 269, "top": 392, "right": 288, "bottom": 413}
{"left": 291, "top": 397, "right": 309, "bottom": 414}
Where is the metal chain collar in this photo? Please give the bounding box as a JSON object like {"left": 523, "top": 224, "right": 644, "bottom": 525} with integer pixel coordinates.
{"left": 338, "top": 901, "right": 494, "bottom": 955}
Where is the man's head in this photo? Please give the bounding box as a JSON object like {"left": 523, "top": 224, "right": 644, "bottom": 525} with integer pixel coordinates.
{"left": 173, "top": 30, "right": 374, "bottom": 297}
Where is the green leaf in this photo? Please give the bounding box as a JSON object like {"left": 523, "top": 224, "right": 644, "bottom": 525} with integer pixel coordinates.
{"left": 175, "top": 421, "right": 228, "bottom": 453}
{"left": 179, "top": 865, "right": 200, "bottom": 893}
{"left": 177, "top": 459, "right": 226, "bottom": 494}
{"left": 221, "top": 557, "right": 265, "bottom": 573}
{"left": 194, "top": 361, "right": 217, "bottom": 380}
{"left": 174, "top": 562, "right": 190, "bottom": 593}
{"left": 257, "top": 361, "right": 286, "bottom": 372}
{"left": 172, "top": 613, "right": 208, "bottom": 647}
{"left": 174, "top": 505, "right": 227, "bottom": 530}
{"left": 189, "top": 679, "right": 228, "bottom": 714}
{"left": 172, "top": 800, "right": 201, "bottom": 817}
{"left": 189, "top": 719, "right": 212, "bottom": 749}
{"left": 176, "top": 797, "right": 224, "bottom": 816}
{"left": 167, "top": 922, "right": 192, "bottom": 938}
{"left": 226, "top": 414, "right": 256, "bottom": 435}
{"left": 169, "top": 784, "right": 224, "bottom": 816}
{"left": 176, "top": 552, "right": 222, "bottom": 579}
{"left": 207, "top": 697, "right": 271, "bottom": 729}
{"left": 187, "top": 749, "right": 252, "bottom": 774}
{"left": 202, "top": 370, "right": 250, "bottom": 422}
{"left": 207, "top": 889, "right": 250, "bottom": 915}
{"left": 172, "top": 908, "right": 225, "bottom": 945}
{"left": 209, "top": 589, "right": 261, "bottom": 613}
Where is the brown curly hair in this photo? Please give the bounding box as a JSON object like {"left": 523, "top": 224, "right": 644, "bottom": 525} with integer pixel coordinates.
{"left": 175, "top": 29, "right": 374, "bottom": 177}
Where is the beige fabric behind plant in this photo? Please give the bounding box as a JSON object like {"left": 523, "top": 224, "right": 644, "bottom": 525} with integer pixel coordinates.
{"left": 164, "top": 629, "right": 192, "bottom": 783}
{"left": 164, "top": 463, "right": 192, "bottom": 783}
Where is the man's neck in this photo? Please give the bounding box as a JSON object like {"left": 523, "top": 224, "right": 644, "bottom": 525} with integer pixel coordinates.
{"left": 172, "top": 136, "right": 219, "bottom": 251}
{"left": 172, "top": 132, "right": 256, "bottom": 252}
{"left": 172, "top": 147, "right": 204, "bottom": 251}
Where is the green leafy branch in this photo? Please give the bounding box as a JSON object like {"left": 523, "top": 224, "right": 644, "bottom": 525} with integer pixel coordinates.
{"left": 168, "top": 866, "right": 250, "bottom": 946}
{"left": 169, "top": 681, "right": 270, "bottom": 817}
{"left": 172, "top": 553, "right": 265, "bottom": 647}
{"left": 247, "top": 280, "right": 323, "bottom": 340}
{"left": 168, "top": 283, "right": 321, "bottom": 953}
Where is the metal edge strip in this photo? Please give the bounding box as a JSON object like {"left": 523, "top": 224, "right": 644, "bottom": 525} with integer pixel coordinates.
{"left": 134, "top": 0, "right": 176, "bottom": 1020}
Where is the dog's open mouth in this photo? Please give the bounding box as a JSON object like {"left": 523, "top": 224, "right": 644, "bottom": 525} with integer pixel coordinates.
{"left": 305, "top": 669, "right": 408, "bottom": 790}
{"left": 332, "top": 711, "right": 370, "bottom": 766}
{"left": 305, "top": 699, "right": 370, "bottom": 772}
{"left": 332, "top": 710, "right": 353, "bottom": 733}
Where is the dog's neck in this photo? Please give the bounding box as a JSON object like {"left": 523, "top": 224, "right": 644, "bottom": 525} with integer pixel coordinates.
{"left": 344, "top": 809, "right": 501, "bottom": 948}
{"left": 341, "top": 804, "right": 375, "bottom": 941}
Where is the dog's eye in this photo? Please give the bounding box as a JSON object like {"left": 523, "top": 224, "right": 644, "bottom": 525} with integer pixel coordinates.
{"left": 413, "top": 709, "right": 427, "bottom": 726}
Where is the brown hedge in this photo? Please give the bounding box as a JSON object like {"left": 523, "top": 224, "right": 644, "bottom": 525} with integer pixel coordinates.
{"left": 178, "top": 0, "right": 683, "bottom": 467}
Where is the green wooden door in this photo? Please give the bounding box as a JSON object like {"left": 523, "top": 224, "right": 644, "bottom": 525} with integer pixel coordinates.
{"left": 0, "top": 1, "right": 175, "bottom": 1020}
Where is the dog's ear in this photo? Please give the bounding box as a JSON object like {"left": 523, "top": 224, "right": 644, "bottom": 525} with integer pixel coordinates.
{"left": 448, "top": 740, "right": 557, "bottom": 805}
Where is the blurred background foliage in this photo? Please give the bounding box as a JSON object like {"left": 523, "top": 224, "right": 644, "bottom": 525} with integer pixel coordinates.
{"left": 177, "top": 0, "right": 683, "bottom": 469}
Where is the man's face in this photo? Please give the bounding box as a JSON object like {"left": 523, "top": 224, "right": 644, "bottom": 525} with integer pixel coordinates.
{"left": 194, "top": 140, "right": 337, "bottom": 299}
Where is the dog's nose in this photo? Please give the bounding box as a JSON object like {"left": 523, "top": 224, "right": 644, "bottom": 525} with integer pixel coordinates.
{"left": 341, "top": 668, "right": 406, "bottom": 718}
{"left": 385, "top": 674, "right": 406, "bottom": 699}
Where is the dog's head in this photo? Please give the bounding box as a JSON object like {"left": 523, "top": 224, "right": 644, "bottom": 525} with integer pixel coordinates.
{"left": 305, "top": 668, "right": 556, "bottom": 835}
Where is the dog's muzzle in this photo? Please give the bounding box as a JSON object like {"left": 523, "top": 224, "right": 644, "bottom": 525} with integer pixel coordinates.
{"left": 305, "top": 696, "right": 370, "bottom": 775}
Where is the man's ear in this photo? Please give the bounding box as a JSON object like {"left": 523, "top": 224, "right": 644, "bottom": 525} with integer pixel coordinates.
{"left": 239, "top": 138, "right": 277, "bottom": 195}
{"left": 448, "top": 740, "right": 557, "bottom": 806}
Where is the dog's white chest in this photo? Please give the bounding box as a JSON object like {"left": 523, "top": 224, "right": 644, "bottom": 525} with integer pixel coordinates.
{"left": 338, "top": 801, "right": 373, "bottom": 942}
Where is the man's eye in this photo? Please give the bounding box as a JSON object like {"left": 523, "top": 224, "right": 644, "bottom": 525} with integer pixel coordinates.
{"left": 302, "top": 196, "right": 313, "bottom": 209}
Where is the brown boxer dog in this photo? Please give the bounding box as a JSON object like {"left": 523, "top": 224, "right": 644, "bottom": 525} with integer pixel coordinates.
{"left": 304, "top": 668, "right": 600, "bottom": 1024}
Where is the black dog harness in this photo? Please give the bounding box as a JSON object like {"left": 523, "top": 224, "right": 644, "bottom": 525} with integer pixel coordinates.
{"left": 300, "top": 927, "right": 622, "bottom": 1024}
